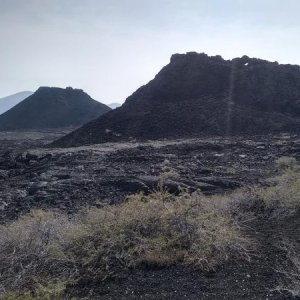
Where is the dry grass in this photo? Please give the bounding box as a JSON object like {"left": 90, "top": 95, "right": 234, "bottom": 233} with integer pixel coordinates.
{"left": 0, "top": 210, "right": 76, "bottom": 297}
{"left": 275, "top": 156, "right": 298, "bottom": 170}
{"left": 0, "top": 188, "right": 251, "bottom": 298}
{"left": 255, "top": 158, "right": 300, "bottom": 296}
{"left": 1, "top": 282, "right": 66, "bottom": 300}
{"left": 256, "top": 162, "right": 300, "bottom": 218}
{"left": 274, "top": 239, "right": 300, "bottom": 297}
{"left": 61, "top": 188, "right": 250, "bottom": 280}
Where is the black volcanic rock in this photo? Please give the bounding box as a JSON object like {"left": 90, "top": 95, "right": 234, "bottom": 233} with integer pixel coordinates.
{"left": 0, "top": 87, "right": 111, "bottom": 130}
{"left": 53, "top": 53, "right": 300, "bottom": 147}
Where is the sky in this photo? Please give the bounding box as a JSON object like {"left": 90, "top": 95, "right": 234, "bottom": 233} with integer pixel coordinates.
{"left": 0, "top": 0, "right": 300, "bottom": 104}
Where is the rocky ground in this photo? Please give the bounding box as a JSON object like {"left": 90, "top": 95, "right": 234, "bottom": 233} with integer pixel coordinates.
{"left": 0, "top": 131, "right": 300, "bottom": 299}
{"left": 0, "top": 132, "right": 299, "bottom": 222}
{"left": 0, "top": 130, "right": 70, "bottom": 152}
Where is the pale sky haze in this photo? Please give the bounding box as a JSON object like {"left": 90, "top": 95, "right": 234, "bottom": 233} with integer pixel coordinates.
{"left": 0, "top": 0, "right": 300, "bottom": 104}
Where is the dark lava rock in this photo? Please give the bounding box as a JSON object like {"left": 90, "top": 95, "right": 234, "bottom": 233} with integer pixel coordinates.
{"left": 28, "top": 181, "right": 48, "bottom": 195}
{"left": 0, "top": 87, "right": 111, "bottom": 131}
{"left": 52, "top": 52, "right": 300, "bottom": 147}
{"left": 1, "top": 134, "right": 299, "bottom": 222}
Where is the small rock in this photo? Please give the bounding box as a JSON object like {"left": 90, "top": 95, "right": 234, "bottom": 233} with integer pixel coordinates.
{"left": 28, "top": 181, "right": 48, "bottom": 195}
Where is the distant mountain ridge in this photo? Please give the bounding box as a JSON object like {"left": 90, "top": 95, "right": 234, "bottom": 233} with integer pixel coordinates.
{"left": 108, "top": 102, "right": 121, "bottom": 109}
{"left": 0, "top": 87, "right": 111, "bottom": 130}
{"left": 0, "top": 91, "right": 33, "bottom": 115}
{"left": 53, "top": 52, "right": 300, "bottom": 147}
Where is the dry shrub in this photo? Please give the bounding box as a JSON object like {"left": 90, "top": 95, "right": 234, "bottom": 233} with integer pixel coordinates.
{"left": 1, "top": 282, "right": 66, "bottom": 300}
{"left": 275, "top": 156, "right": 298, "bottom": 170}
{"left": 274, "top": 239, "right": 300, "bottom": 297}
{"left": 209, "top": 187, "right": 265, "bottom": 222}
{"left": 0, "top": 189, "right": 251, "bottom": 297}
{"left": 0, "top": 210, "right": 76, "bottom": 295}
{"left": 257, "top": 168, "right": 300, "bottom": 218}
{"left": 61, "top": 188, "right": 250, "bottom": 280}
{"left": 217, "top": 157, "right": 300, "bottom": 220}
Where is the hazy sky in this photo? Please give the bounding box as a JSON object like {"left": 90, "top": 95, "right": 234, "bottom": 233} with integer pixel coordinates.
{"left": 1, "top": 0, "right": 300, "bottom": 104}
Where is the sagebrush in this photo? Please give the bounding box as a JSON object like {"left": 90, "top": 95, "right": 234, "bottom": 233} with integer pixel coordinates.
{"left": 0, "top": 188, "right": 250, "bottom": 297}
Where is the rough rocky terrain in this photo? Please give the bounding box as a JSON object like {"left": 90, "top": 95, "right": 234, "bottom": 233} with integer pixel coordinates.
{"left": 0, "top": 87, "right": 111, "bottom": 130}
{"left": 53, "top": 52, "right": 300, "bottom": 147}
{"left": 1, "top": 132, "right": 300, "bottom": 299}
{"left": 1, "top": 132, "right": 299, "bottom": 222}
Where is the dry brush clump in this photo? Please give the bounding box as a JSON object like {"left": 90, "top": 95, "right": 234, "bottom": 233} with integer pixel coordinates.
{"left": 256, "top": 158, "right": 300, "bottom": 218}
{"left": 217, "top": 157, "right": 300, "bottom": 220}
{"left": 61, "top": 189, "right": 250, "bottom": 280}
{"left": 1, "top": 282, "right": 66, "bottom": 300}
{"left": 0, "top": 188, "right": 251, "bottom": 298}
{"left": 0, "top": 210, "right": 76, "bottom": 299}
{"left": 272, "top": 238, "right": 300, "bottom": 297}
{"left": 252, "top": 157, "right": 300, "bottom": 296}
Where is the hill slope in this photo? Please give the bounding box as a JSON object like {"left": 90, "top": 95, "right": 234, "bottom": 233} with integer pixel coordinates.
{"left": 0, "top": 87, "right": 111, "bottom": 130}
{"left": 0, "top": 91, "right": 33, "bottom": 115}
{"left": 53, "top": 53, "right": 300, "bottom": 147}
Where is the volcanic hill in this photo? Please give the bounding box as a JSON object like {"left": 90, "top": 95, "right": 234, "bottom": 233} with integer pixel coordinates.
{"left": 53, "top": 52, "right": 300, "bottom": 147}
{"left": 0, "top": 87, "right": 111, "bottom": 130}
